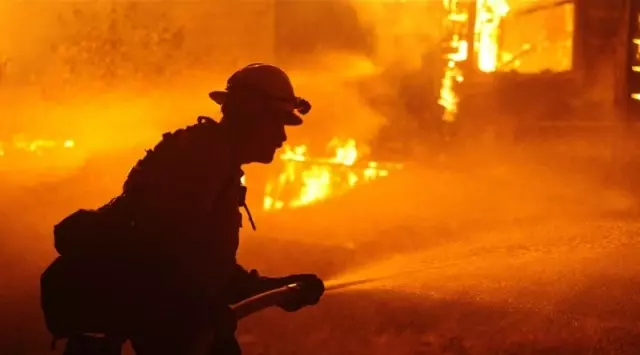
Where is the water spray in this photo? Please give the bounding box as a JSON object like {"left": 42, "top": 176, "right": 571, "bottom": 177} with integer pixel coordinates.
{"left": 231, "top": 253, "right": 485, "bottom": 321}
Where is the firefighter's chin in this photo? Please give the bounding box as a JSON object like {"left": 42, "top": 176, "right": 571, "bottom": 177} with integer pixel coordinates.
{"left": 252, "top": 149, "right": 277, "bottom": 164}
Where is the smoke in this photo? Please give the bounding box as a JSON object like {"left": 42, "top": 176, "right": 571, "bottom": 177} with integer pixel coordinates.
{"left": 0, "top": 0, "right": 450, "bottom": 163}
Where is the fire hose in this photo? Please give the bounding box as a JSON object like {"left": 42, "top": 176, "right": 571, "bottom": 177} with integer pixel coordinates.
{"left": 230, "top": 274, "right": 422, "bottom": 320}
{"left": 74, "top": 265, "right": 444, "bottom": 354}
{"left": 230, "top": 279, "right": 369, "bottom": 320}
{"left": 189, "top": 265, "right": 457, "bottom": 355}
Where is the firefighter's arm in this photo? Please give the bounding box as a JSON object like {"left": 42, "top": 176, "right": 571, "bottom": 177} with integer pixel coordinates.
{"left": 225, "top": 265, "right": 270, "bottom": 304}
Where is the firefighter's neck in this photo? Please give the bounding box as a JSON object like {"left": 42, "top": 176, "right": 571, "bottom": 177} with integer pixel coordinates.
{"left": 220, "top": 118, "right": 253, "bottom": 165}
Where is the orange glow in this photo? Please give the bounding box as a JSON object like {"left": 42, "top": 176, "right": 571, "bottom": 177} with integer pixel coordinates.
{"left": 263, "top": 139, "right": 401, "bottom": 211}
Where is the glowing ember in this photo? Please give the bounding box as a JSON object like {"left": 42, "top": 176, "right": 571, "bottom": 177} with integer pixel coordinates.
{"left": 263, "top": 139, "right": 401, "bottom": 211}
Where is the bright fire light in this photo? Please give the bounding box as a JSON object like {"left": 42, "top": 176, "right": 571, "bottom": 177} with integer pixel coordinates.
{"left": 263, "top": 139, "right": 401, "bottom": 211}
{"left": 438, "top": 0, "right": 509, "bottom": 122}
{"left": 439, "top": 0, "right": 470, "bottom": 123}
{"left": 0, "top": 137, "right": 75, "bottom": 157}
{"left": 633, "top": 36, "right": 640, "bottom": 100}
{"left": 474, "top": 0, "right": 510, "bottom": 73}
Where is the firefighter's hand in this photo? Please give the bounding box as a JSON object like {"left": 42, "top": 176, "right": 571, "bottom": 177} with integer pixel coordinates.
{"left": 276, "top": 274, "right": 325, "bottom": 312}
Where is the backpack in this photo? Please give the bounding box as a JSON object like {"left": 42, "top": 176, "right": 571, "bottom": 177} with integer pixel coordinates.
{"left": 53, "top": 207, "right": 136, "bottom": 259}
{"left": 40, "top": 256, "right": 131, "bottom": 340}
{"left": 41, "top": 207, "right": 136, "bottom": 340}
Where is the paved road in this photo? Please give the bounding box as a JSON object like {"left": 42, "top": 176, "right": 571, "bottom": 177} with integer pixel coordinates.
{"left": 2, "top": 160, "right": 640, "bottom": 355}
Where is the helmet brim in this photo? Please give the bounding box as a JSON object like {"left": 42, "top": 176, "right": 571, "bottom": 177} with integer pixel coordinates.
{"left": 209, "top": 90, "right": 227, "bottom": 105}
{"left": 209, "top": 90, "right": 304, "bottom": 126}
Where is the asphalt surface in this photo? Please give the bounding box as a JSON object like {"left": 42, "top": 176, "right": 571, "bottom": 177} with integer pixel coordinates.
{"left": 2, "top": 150, "right": 640, "bottom": 355}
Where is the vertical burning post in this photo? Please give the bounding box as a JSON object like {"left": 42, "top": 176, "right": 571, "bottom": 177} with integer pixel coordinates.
{"left": 474, "top": 0, "right": 510, "bottom": 72}
{"left": 439, "top": 0, "right": 470, "bottom": 123}
{"left": 438, "top": 0, "right": 509, "bottom": 122}
{"left": 631, "top": 35, "right": 640, "bottom": 101}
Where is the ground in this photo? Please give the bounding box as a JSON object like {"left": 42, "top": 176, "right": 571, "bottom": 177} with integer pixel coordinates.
{"left": 1, "top": 139, "right": 640, "bottom": 355}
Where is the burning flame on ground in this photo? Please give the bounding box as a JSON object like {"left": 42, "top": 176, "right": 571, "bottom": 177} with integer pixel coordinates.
{"left": 1, "top": 135, "right": 395, "bottom": 211}
{"left": 438, "top": 0, "right": 510, "bottom": 122}
{"left": 263, "top": 139, "right": 402, "bottom": 211}
{"left": 0, "top": 137, "right": 75, "bottom": 157}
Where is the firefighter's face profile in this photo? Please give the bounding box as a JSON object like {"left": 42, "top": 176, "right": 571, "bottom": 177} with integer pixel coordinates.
{"left": 225, "top": 93, "right": 295, "bottom": 164}
{"left": 255, "top": 110, "right": 288, "bottom": 164}
{"left": 239, "top": 106, "right": 288, "bottom": 164}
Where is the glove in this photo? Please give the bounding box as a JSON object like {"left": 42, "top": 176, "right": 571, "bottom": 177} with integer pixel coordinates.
{"left": 273, "top": 274, "right": 325, "bottom": 312}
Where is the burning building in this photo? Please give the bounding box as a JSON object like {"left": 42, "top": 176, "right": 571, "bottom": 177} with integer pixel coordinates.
{"left": 438, "top": 0, "right": 636, "bottom": 140}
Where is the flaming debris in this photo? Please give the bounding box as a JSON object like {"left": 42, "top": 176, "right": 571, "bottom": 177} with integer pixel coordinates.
{"left": 263, "top": 139, "right": 402, "bottom": 211}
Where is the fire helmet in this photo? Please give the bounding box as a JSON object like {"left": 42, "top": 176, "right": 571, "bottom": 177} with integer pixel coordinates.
{"left": 209, "top": 63, "right": 311, "bottom": 126}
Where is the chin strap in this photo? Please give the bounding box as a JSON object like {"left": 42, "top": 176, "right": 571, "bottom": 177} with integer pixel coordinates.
{"left": 239, "top": 185, "right": 256, "bottom": 231}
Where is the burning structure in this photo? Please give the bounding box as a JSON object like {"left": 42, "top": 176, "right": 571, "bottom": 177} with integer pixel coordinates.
{"left": 437, "top": 0, "right": 635, "bottom": 140}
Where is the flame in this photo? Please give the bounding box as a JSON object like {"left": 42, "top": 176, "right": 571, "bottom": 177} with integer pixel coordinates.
{"left": 263, "top": 139, "right": 401, "bottom": 211}
{"left": 633, "top": 33, "right": 640, "bottom": 100}
{"left": 474, "top": 0, "right": 509, "bottom": 73}
{"left": 439, "top": 0, "right": 470, "bottom": 123}
{"left": 438, "top": 0, "right": 509, "bottom": 122}
{"left": 0, "top": 137, "right": 75, "bottom": 157}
